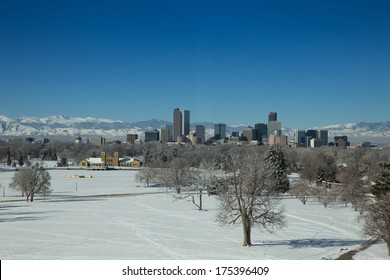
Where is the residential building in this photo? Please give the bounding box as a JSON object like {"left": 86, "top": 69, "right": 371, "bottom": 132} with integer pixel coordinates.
{"left": 214, "top": 123, "right": 226, "bottom": 140}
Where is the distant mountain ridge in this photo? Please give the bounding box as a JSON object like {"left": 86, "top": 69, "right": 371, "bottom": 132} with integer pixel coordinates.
{"left": 1, "top": 115, "right": 390, "bottom": 143}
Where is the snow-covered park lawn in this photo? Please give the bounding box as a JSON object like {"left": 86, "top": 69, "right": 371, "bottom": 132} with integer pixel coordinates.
{"left": 0, "top": 169, "right": 388, "bottom": 260}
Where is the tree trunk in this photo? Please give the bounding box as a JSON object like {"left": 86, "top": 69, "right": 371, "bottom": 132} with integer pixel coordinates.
{"left": 30, "top": 193, "right": 34, "bottom": 202}
{"left": 199, "top": 190, "right": 202, "bottom": 211}
{"left": 387, "top": 241, "right": 390, "bottom": 256}
{"left": 242, "top": 216, "right": 252, "bottom": 247}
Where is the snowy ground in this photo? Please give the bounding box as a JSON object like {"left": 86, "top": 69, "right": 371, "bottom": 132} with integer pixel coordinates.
{"left": 0, "top": 169, "right": 388, "bottom": 260}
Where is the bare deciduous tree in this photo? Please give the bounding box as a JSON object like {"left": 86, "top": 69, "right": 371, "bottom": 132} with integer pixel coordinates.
{"left": 337, "top": 162, "right": 368, "bottom": 213}
{"left": 9, "top": 163, "right": 52, "bottom": 202}
{"left": 159, "top": 158, "right": 192, "bottom": 194}
{"left": 136, "top": 167, "right": 157, "bottom": 187}
{"left": 217, "top": 147, "right": 287, "bottom": 247}
{"left": 363, "top": 193, "right": 390, "bottom": 256}
{"left": 187, "top": 162, "right": 217, "bottom": 211}
{"left": 289, "top": 181, "right": 312, "bottom": 205}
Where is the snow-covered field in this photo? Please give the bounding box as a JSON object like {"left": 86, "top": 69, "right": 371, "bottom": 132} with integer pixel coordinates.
{"left": 0, "top": 169, "right": 388, "bottom": 260}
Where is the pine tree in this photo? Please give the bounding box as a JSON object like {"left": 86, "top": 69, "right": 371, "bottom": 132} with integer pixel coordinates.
{"left": 18, "top": 151, "right": 24, "bottom": 167}
{"left": 264, "top": 145, "right": 290, "bottom": 193}
{"left": 371, "top": 162, "right": 390, "bottom": 198}
{"left": 316, "top": 166, "right": 325, "bottom": 185}
{"left": 6, "top": 150, "right": 11, "bottom": 167}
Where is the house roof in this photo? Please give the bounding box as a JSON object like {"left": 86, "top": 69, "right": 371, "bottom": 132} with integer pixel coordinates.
{"left": 86, "top": 158, "right": 104, "bottom": 164}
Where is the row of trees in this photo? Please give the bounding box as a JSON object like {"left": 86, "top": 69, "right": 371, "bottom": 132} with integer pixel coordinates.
{"left": 0, "top": 139, "right": 144, "bottom": 167}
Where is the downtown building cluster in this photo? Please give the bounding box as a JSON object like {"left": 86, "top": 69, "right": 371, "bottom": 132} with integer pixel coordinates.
{"left": 129, "top": 108, "right": 351, "bottom": 148}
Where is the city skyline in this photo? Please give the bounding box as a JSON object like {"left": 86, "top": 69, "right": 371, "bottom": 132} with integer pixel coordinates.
{"left": 1, "top": 1, "right": 389, "bottom": 128}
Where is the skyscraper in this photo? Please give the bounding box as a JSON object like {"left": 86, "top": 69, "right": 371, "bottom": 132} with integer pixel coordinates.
{"left": 181, "top": 109, "right": 190, "bottom": 137}
{"left": 214, "top": 123, "right": 226, "bottom": 141}
{"left": 173, "top": 108, "right": 182, "bottom": 141}
{"left": 268, "top": 112, "right": 281, "bottom": 136}
{"left": 173, "top": 108, "right": 190, "bottom": 142}
{"left": 268, "top": 112, "right": 277, "bottom": 122}
{"left": 195, "top": 125, "right": 205, "bottom": 144}
{"left": 160, "top": 124, "right": 172, "bottom": 143}
{"left": 255, "top": 123, "right": 268, "bottom": 139}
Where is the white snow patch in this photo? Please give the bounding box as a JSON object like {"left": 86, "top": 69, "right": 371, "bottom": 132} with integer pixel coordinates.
{"left": 0, "top": 169, "right": 388, "bottom": 260}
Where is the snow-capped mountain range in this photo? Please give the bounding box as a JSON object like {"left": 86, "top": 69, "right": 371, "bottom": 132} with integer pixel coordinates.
{"left": 1, "top": 115, "right": 390, "bottom": 143}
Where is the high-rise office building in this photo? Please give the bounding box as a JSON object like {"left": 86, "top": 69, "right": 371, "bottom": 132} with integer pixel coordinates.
{"left": 144, "top": 130, "right": 160, "bottom": 142}
{"left": 318, "top": 130, "right": 328, "bottom": 146}
{"left": 268, "top": 121, "right": 282, "bottom": 136}
{"left": 294, "top": 130, "right": 306, "bottom": 147}
{"left": 214, "top": 123, "right": 226, "bottom": 140}
{"left": 293, "top": 129, "right": 328, "bottom": 147}
{"left": 160, "top": 125, "right": 172, "bottom": 143}
{"left": 268, "top": 112, "right": 281, "bottom": 136}
{"left": 173, "top": 108, "right": 182, "bottom": 141}
{"left": 195, "top": 125, "right": 205, "bottom": 144}
{"left": 181, "top": 110, "right": 190, "bottom": 137}
{"left": 173, "top": 108, "right": 190, "bottom": 142}
{"left": 242, "top": 127, "right": 257, "bottom": 142}
{"left": 255, "top": 123, "right": 268, "bottom": 139}
{"left": 268, "top": 112, "right": 277, "bottom": 122}
{"left": 126, "top": 134, "right": 138, "bottom": 144}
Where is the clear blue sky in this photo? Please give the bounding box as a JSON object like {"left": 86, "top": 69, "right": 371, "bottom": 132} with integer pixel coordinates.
{"left": 1, "top": 0, "right": 389, "bottom": 128}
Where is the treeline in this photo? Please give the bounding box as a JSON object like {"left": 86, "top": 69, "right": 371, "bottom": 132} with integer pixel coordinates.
{"left": 0, "top": 140, "right": 143, "bottom": 166}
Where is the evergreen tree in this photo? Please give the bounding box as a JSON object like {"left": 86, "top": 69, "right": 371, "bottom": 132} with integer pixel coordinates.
{"left": 371, "top": 162, "right": 390, "bottom": 198}
{"left": 18, "top": 151, "right": 24, "bottom": 167}
{"left": 316, "top": 166, "right": 325, "bottom": 185}
{"left": 264, "top": 145, "right": 290, "bottom": 193}
{"left": 7, "top": 150, "right": 11, "bottom": 167}
{"left": 51, "top": 148, "right": 58, "bottom": 160}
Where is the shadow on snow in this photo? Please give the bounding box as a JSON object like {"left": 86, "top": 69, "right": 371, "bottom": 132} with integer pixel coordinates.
{"left": 254, "top": 238, "right": 369, "bottom": 249}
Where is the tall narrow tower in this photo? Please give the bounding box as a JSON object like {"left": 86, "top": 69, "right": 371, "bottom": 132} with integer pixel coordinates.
{"left": 181, "top": 110, "right": 190, "bottom": 137}
{"left": 173, "top": 108, "right": 190, "bottom": 142}
{"left": 173, "top": 108, "right": 182, "bottom": 141}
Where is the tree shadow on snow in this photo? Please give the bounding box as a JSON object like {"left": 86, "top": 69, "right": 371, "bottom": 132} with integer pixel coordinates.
{"left": 254, "top": 238, "right": 370, "bottom": 249}
{"left": 0, "top": 210, "right": 60, "bottom": 223}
